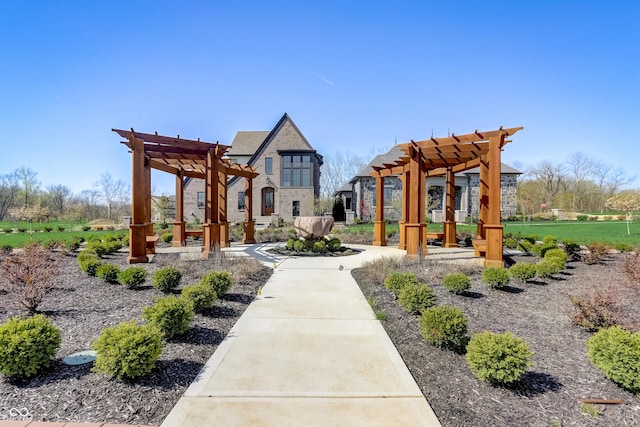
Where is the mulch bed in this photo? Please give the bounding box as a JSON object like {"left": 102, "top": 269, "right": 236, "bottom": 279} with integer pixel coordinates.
{"left": 0, "top": 249, "right": 271, "bottom": 425}
{"left": 353, "top": 252, "right": 640, "bottom": 426}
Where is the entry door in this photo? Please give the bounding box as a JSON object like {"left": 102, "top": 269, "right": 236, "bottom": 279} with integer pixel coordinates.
{"left": 262, "top": 187, "right": 274, "bottom": 215}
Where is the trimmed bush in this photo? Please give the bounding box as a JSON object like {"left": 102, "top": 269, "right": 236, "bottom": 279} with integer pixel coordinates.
{"left": 384, "top": 271, "right": 419, "bottom": 294}
{"left": 561, "top": 239, "right": 581, "bottom": 256}
{"left": 142, "top": 296, "right": 194, "bottom": 339}
{"left": 481, "top": 266, "right": 510, "bottom": 288}
{"left": 535, "top": 258, "right": 562, "bottom": 278}
{"left": 518, "top": 240, "right": 533, "bottom": 254}
{"left": 92, "top": 320, "right": 163, "bottom": 380}
{"left": 181, "top": 283, "right": 217, "bottom": 313}
{"left": 327, "top": 238, "right": 342, "bottom": 252}
{"left": 466, "top": 331, "right": 534, "bottom": 384}
{"left": 153, "top": 266, "right": 182, "bottom": 293}
{"left": 199, "top": 271, "right": 233, "bottom": 297}
{"left": 286, "top": 238, "right": 297, "bottom": 250}
{"left": 118, "top": 266, "right": 148, "bottom": 289}
{"left": 544, "top": 248, "right": 567, "bottom": 265}
{"left": 398, "top": 283, "right": 437, "bottom": 314}
{"left": 161, "top": 232, "right": 173, "bottom": 243}
{"left": 84, "top": 258, "right": 103, "bottom": 277}
{"left": 587, "top": 326, "right": 640, "bottom": 393}
{"left": 293, "top": 240, "right": 305, "bottom": 251}
{"left": 509, "top": 263, "right": 536, "bottom": 284}
{"left": 86, "top": 241, "right": 108, "bottom": 257}
{"left": 312, "top": 240, "right": 327, "bottom": 253}
{"left": 504, "top": 237, "right": 518, "bottom": 249}
{"left": 419, "top": 306, "right": 468, "bottom": 350}
{"left": 96, "top": 264, "right": 121, "bottom": 284}
{"left": 442, "top": 273, "right": 471, "bottom": 294}
{"left": 0, "top": 314, "right": 61, "bottom": 378}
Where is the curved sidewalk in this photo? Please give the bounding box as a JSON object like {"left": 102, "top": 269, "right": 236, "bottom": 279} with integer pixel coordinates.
{"left": 161, "top": 244, "right": 443, "bottom": 427}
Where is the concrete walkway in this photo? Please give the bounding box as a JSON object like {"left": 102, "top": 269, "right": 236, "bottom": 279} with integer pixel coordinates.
{"left": 160, "top": 244, "right": 460, "bottom": 427}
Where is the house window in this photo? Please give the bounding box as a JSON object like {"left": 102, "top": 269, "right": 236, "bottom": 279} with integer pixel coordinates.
{"left": 238, "top": 191, "right": 246, "bottom": 210}
{"left": 282, "top": 155, "right": 312, "bottom": 187}
{"left": 292, "top": 200, "right": 300, "bottom": 217}
{"left": 196, "top": 192, "right": 205, "bottom": 208}
{"left": 265, "top": 157, "right": 273, "bottom": 174}
{"left": 345, "top": 197, "right": 352, "bottom": 210}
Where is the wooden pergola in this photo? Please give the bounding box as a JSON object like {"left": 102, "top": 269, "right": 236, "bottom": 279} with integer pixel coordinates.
{"left": 370, "top": 126, "right": 523, "bottom": 266}
{"left": 113, "top": 129, "right": 258, "bottom": 264}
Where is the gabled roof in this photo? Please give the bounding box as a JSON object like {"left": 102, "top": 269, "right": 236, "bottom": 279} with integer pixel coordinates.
{"left": 227, "top": 131, "right": 270, "bottom": 156}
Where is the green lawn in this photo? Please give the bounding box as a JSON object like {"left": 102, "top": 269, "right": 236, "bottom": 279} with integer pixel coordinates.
{"left": 0, "top": 219, "right": 125, "bottom": 248}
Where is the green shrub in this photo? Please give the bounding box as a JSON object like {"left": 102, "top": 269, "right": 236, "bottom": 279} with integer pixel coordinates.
{"left": 535, "top": 258, "right": 562, "bottom": 278}
{"left": 542, "top": 235, "right": 557, "bottom": 245}
{"left": 293, "top": 240, "right": 305, "bottom": 251}
{"left": 57, "top": 226, "right": 65, "bottom": 232}
{"left": 587, "top": 326, "right": 640, "bottom": 393}
{"left": 524, "top": 235, "right": 538, "bottom": 244}
{"left": 615, "top": 242, "right": 634, "bottom": 253}
{"left": 3, "top": 227, "right": 13, "bottom": 233}
{"left": 96, "top": 264, "right": 121, "bottom": 284}
{"left": 481, "top": 266, "right": 510, "bottom": 288}
{"left": 84, "top": 258, "right": 103, "bottom": 276}
{"left": 327, "top": 238, "right": 342, "bottom": 252}
{"left": 43, "top": 226, "right": 53, "bottom": 232}
{"left": 442, "top": 273, "right": 471, "bottom": 294}
{"left": 92, "top": 320, "right": 163, "bottom": 380}
{"left": 105, "top": 241, "right": 123, "bottom": 253}
{"left": 419, "top": 306, "right": 468, "bottom": 350}
{"left": 159, "top": 222, "right": 169, "bottom": 229}
{"left": 161, "top": 232, "right": 173, "bottom": 243}
{"left": 118, "top": 266, "right": 148, "bottom": 289}
{"left": 577, "top": 214, "right": 588, "bottom": 221}
{"left": 142, "top": 296, "right": 194, "bottom": 339}
{"left": 384, "top": 271, "right": 418, "bottom": 294}
{"left": 86, "top": 241, "right": 108, "bottom": 257}
{"left": 466, "top": 331, "right": 534, "bottom": 384}
{"left": 544, "top": 248, "right": 567, "bottom": 265}
{"left": 504, "top": 237, "right": 518, "bottom": 249}
{"left": 65, "top": 236, "right": 82, "bottom": 252}
{"left": 398, "top": 283, "right": 437, "bottom": 314}
{"left": 0, "top": 243, "right": 12, "bottom": 255}
{"left": 199, "top": 270, "right": 233, "bottom": 297}
{"left": 0, "top": 314, "right": 61, "bottom": 378}
{"left": 531, "top": 243, "right": 557, "bottom": 257}
{"left": 77, "top": 249, "right": 99, "bottom": 267}
{"left": 18, "top": 228, "right": 27, "bottom": 233}
{"left": 286, "top": 237, "right": 297, "bottom": 250}
{"left": 181, "top": 283, "right": 217, "bottom": 313}
{"left": 561, "top": 239, "right": 580, "bottom": 256}
{"left": 312, "top": 240, "right": 327, "bottom": 253}
{"left": 509, "top": 262, "right": 536, "bottom": 284}
{"left": 153, "top": 266, "right": 182, "bottom": 293}
{"left": 518, "top": 240, "right": 533, "bottom": 254}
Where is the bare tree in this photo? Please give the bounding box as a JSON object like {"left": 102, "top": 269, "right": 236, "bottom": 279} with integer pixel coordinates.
{"left": 77, "top": 189, "right": 102, "bottom": 220}
{"left": 15, "top": 166, "right": 40, "bottom": 207}
{"left": 566, "top": 152, "right": 596, "bottom": 211}
{"left": 44, "top": 184, "right": 72, "bottom": 217}
{"left": 0, "top": 171, "right": 19, "bottom": 220}
{"left": 530, "top": 161, "right": 565, "bottom": 207}
{"left": 94, "top": 172, "right": 128, "bottom": 220}
{"left": 320, "top": 151, "right": 367, "bottom": 198}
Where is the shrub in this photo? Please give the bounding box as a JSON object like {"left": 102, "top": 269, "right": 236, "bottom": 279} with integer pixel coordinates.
{"left": 293, "top": 240, "right": 305, "bottom": 251}
{"left": 199, "top": 271, "right": 233, "bottom": 297}
{"left": 397, "top": 283, "right": 437, "bottom": 314}
{"left": 577, "top": 214, "right": 588, "bottom": 221}
{"left": 583, "top": 242, "right": 610, "bottom": 265}
{"left": 118, "top": 266, "right": 148, "bottom": 289}
{"left": 18, "top": 227, "right": 27, "bottom": 233}
{"left": 615, "top": 242, "right": 634, "bottom": 253}
{"left": 384, "top": 271, "right": 419, "bottom": 294}
{"left": 588, "top": 216, "right": 597, "bottom": 221}
{"left": 544, "top": 248, "right": 567, "bottom": 266}
{"left": 159, "top": 222, "right": 169, "bottom": 229}
{"left": 84, "top": 258, "right": 103, "bottom": 277}
{"left": 327, "top": 238, "right": 342, "bottom": 252}
{"left": 105, "top": 241, "right": 123, "bottom": 253}
{"left": 623, "top": 252, "right": 640, "bottom": 287}
{"left": 57, "top": 226, "right": 65, "bottom": 232}
{"left": 3, "top": 227, "right": 13, "bottom": 233}
{"left": 161, "top": 232, "right": 173, "bottom": 243}
{"left": 92, "top": 320, "right": 163, "bottom": 380}
{"left": 81, "top": 225, "right": 91, "bottom": 231}
{"left": 509, "top": 262, "right": 536, "bottom": 284}
{"left": 535, "top": 258, "right": 562, "bottom": 278}
{"left": 530, "top": 243, "right": 557, "bottom": 257}
{"left": 466, "top": 331, "right": 534, "bottom": 384}
{"left": 571, "top": 285, "right": 623, "bottom": 331}
{"left": 419, "top": 306, "right": 468, "bottom": 350}
{"left": 523, "top": 235, "right": 538, "bottom": 244}
{"left": 286, "top": 238, "right": 297, "bottom": 250}
{"left": 181, "top": 283, "right": 217, "bottom": 313}
{"left": 442, "top": 273, "right": 471, "bottom": 294}
{"left": 481, "top": 266, "right": 510, "bottom": 288}
{"left": 561, "top": 239, "right": 581, "bottom": 256}
{"left": 43, "top": 226, "right": 53, "bottom": 232}
{"left": 96, "top": 264, "right": 121, "bottom": 284}
{"left": 0, "top": 243, "right": 12, "bottom": 255}
{"left": 0, "top": 314, "right": 61, "bottom": 378}
{"left": 65, "top": 236, "right": 83, "bottom": 252}
{"left": 312, "top": 240, "right": 327, "bottom": 253}
{"left": 153, "top": 266, "right": 182, "bottom": 293}
{"left": 542, "top": 235, "right": 557, "bottom": 245}
{"left": 142, "top": 296, "right": 194, "bottom": 339}
{"left": 86, "top": 241, "right": 108, "bottom": 257}
{"left": 587, "top": 326, "right": 640, "bottom": 393}
{"left": 504, "top": 237, "right": 518, "bottom": 249}
{"left": 518, "top": 240, "right": 533, "bottom": 254}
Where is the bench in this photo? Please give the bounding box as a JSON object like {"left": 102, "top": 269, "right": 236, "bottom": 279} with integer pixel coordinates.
{"left": 185, "top": 230, "right": 203, "bottom": 240}
{"left": 146, "top": 235, "right": 160, "bottom": 254}
{"left": 472, "top": 239, "right": 486, "bottom": 256}
{"left": 425, "top": 232, "right": 445, "bottom": 240}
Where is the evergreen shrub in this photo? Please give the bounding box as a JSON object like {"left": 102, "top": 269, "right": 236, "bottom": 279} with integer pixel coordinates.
{"left": 509, "top": 263, "right": 536, "bottom": 284}
{"left": 535, "top": 259, "right": 562, "bottom": 278}
{"left": 481, "top": 267, "right": 510, "bottom": 288}
{"left": 199, "top": 271, "right": 233, "bottom": 297}
{"left": 466, "top": 331, "right": 534, "bottom": 384}
{"left": 0, "top": 314, "right": 61, "bottom": 378}
{"left": 398, "top": 283, "right": 437, "bottom": 314}
{"left": 544, "top": 248, "right": 567, "bottom": 265}
{"left": 181, "top": 283, "right": 217, "bottom": 313}
{"left": 118, "top": 267, "right": 148, "bottom": 289}
{"left": 518, "top": 240, "right": 533, "bottom": 253}
{"left": 142, "top": 296, "right": 193, "bottom": 339}
{"left": 384, "top": 271, "right": 418, "bottom": 294}
{"left": 293, "top": 240, "right": 305, "bottom": 251}
{"left": 161, "top": 233, "right": 173, "bottom": 243}
{"left": 312, "top": 240, "right": 327, "bottom": 253}
{"left": 96, "top": 264, "right": 121, "bottom": 284}
{"left": 327, "top": 237, "right": 342, "bottom": 252}
{"left": 419, "top": 305, "right": 468, "bottom": 350}
{"left": 442, "top": 273, "right": 471, "bottom": 294}
{"left": 587, "top": 326, "right": 640, "bottom": 393}
{"left": 286, "top": 238, "right": 297, "bottom": 250}
{"left": 504, "top": 237, "right": 518, "bottom": 249}
{"left": 153, "top": 266, "right": 182, "bottom": 293}
{"left": 92, "top": 320, "right": 163, "bottom": 380}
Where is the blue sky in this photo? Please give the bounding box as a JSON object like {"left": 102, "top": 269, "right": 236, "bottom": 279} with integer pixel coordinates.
{"left": 1, "top": 0, "right": 638, "bottom": 195}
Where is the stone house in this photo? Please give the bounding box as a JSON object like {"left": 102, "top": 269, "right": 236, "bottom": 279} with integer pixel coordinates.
{"left": 183, "top": 113, "right": 323, "bottom": 224}
{"left": 336, "top": 145, "right": 520, "bottom": 222}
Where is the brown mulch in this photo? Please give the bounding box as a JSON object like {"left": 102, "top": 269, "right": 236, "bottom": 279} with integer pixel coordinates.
{"left": 353, "top": 252, "right": 640, "bottom": 427}
{"left": 0, "top": 249, "right": 271, "bottom": 425}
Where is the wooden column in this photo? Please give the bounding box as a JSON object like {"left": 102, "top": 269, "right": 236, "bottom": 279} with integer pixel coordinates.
{"left": 144, "top": 158, "right": 154, "bottom": 241}
{"left": 477, "top": 155, "right": 489, "bottom": 240}
{"left": 172, "top": 173, "right": 186, "bottom": 247}
{"left": 219, "top": 169, "right": 229, "bottom": 248}
{"left": 484, "top": 134, "right": 505, "bottom": 267}
{"left": 243, "top": 177, "right": 255, "bottom": 244}
{"left": 443, "top": 168, "right": 458, "bottom": 248}
{"left": 127, "top": 135, "right": 148, "bottom": 264}
{"left": 372, "top": 176, "right": 386, "bottom": 246}
{"left": 203, "top": 149, "right": 220, "bottom": 257}
{"left": 398, "top": 170, "right": 409, "bottom": 250}
{"left": 405, "top": 146, "right": 426, "bottom": 258}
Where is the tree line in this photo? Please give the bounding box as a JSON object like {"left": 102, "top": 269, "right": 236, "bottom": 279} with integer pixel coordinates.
{"left": 0, "top": 166, "right": 130, "bottom": 222}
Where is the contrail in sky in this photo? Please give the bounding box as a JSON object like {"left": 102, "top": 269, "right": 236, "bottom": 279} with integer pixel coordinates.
{"left": 313, "top": 73, "right": 334, "bottom": 86}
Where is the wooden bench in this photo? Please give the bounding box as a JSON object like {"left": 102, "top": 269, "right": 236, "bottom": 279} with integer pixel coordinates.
{"left": 146, "top": 235, "right": 160, "bottom": 254}
{"left": 425, "top": 232, "right": 445, "bottom": 240}
{"left": 472, "top": 239, "right": 486, "bottom": 256}
{"left": 185, "top": 230, "right": 203, "bottom": 238}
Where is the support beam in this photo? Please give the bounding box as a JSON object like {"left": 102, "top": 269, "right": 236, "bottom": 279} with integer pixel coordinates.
{"left": 398, "top": 171, "right": 409, "bottom": 250}
{"left": 443, "top": 168, "right": 458, "bottom": 248}
{"left": 373, "top": 176, "right": 386, "bottom": 246}
{"left": 203, "top": 149, "right": 220, "bottom": 257}
{"left": 484, "top": 135, "right": 506, "bottom": 266}
{"left": 477, "top": 154, "right": 489, "bottom": 240}
{"left": 405, "top": 145, "right": 426, "bottom": 258}
{"left": 219, "top": 169, "right": 229, "bottom": 248}
{"left": 243, "top": 177, "right": 255, "bottom": 244}
{"left": 128, "top": 134, "right": 148, "bottom": 264}
{"left": 172, "top": 173, "right": 186, "bottom": 247}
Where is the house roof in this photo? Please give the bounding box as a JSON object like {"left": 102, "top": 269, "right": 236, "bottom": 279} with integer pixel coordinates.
{"left": 227, "top": 131, "right": 270, "bottom": 156}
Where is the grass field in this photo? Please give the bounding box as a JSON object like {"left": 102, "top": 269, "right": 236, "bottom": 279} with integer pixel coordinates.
{"left": 0, "top": 219, "right": 125, "bottom": 248}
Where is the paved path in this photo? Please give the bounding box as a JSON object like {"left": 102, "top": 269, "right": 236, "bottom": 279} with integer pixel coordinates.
{"left": 160, "top": 244, "right": 466, "bottom": 427}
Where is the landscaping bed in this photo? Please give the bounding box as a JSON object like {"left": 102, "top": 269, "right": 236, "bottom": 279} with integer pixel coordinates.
{"left": 353, "top": 253, "right": 640, "bottom": 426}
{"left": 0, "top": 250, "right": 271, "bottom": 425}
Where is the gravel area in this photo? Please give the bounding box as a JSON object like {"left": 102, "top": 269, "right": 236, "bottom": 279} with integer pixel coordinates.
{"left": 353, "top": 252, "right": 640, "bottom": 427}
{"left": 0, "top": 249, "right": 271, "bottom": 425}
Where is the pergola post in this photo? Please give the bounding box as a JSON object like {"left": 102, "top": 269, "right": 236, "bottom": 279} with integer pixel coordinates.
{"left": 398, "top": 170, "right": 409, "bottom": 250}
{"left": 203, "top": 149, "right": 220, "bottom": 257}
{"left": 219, "top": 169, "right": 229, "bottom": 248}
{"left": 127, "top": 134, "right": 148, "bottom": 264}
{"left": 373, "top": 176, "right": 386, "bottom": 246}
{"left": 477, "top": 154, "right": 489, "bottom": 240}
{"left": 172, "top": 173, "right": 186, "bottom": 247}
{"left": 243, "top": 177, "right": 255, "bottom": 244}
{"left": 405, "top": 145, "right": 426, "bottom": 258}
{"left": 484, "top": 135, "right": 505, "bottom": 267}
{"left": 443, "top": 167, "right": 458, "bottom": 248}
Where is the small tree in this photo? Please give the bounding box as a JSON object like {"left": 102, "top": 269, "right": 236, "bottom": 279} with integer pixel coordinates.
{"left": 605, "top": 192, "right": 640, "bottom": 235}
{"left": 9, "top": 205, "right": 49, "bottom": 240}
